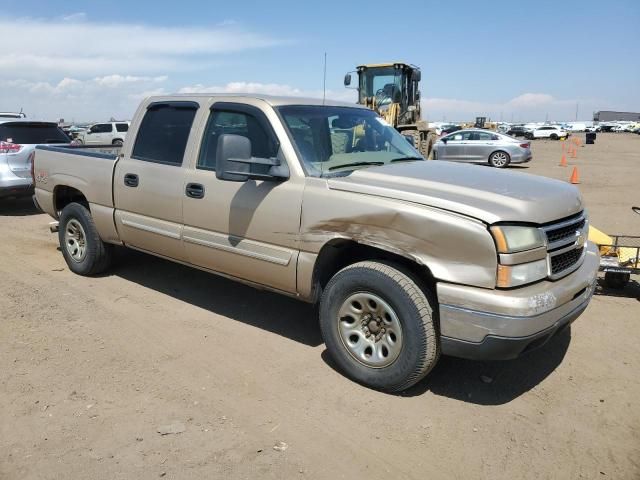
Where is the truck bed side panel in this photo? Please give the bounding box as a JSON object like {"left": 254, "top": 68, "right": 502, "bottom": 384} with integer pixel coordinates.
{"left": 34, "top": 146, "right": 120, "bottom": 243}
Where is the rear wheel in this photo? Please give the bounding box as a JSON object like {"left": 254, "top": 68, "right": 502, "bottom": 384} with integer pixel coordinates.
{"left": 59, "top": 202, "right": 113, "bottom": 275}
{"left": 319, "top": 261, "right": 439, "bottom": 392}
{"left": 550, "top": 133, "right": 559, "bottom": 140}
{"left": 489, "top": 150, "right": 510, "bottom": 168}
{"left": 525, "top": 133, "right": 534, "bottom": 140}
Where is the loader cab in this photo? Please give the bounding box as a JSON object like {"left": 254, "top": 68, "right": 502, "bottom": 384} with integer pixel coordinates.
{"left": 344, "top": 63, "right": 421, "bottom": 126}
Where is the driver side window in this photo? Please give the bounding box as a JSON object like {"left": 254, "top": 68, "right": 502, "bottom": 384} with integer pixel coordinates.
{"left": 197, "top": 109, "right": 278, "bottom": 171}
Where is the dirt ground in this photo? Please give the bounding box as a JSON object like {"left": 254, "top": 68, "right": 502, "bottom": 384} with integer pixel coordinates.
{"left": 1, "top": 132, "right": 639, "bottom": 480}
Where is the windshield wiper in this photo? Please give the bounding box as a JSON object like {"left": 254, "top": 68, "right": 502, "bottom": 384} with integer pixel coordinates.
{"left": 328, "top": 161, "right": 384, "bottom": 171}
{"left": 390, "top": 156, "right": 423, "bottom": 163}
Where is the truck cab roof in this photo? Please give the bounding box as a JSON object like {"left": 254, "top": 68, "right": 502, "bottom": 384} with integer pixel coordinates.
{"left": 145, "top": 93, "right": 363, "bottom": 109}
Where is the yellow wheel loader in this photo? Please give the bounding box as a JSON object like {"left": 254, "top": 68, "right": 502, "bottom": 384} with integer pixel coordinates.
{"left": 344, "top": 62, "right": 436, "bottom": 158}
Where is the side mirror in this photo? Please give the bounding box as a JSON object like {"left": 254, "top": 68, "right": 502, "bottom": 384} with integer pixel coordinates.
{"left": 344, "top": 73, "right": 352, "bottom": 86}
{"left": 413, "top": 70, "right": 421, "bottom": 82}
{"left": 215, "top": 134, "right": 288, "bottom": 182}
{"left": 441, "top": 137, "right": 448, "bottom": 144}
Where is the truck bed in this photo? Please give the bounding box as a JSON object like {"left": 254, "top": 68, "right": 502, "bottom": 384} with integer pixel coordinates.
{"left": 34, "top": 144, "right": 120, "bottom": 215}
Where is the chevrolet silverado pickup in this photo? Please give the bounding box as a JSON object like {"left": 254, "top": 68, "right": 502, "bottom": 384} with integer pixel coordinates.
{"left": 33, "top": 94, "right": 599, "bottom": 392}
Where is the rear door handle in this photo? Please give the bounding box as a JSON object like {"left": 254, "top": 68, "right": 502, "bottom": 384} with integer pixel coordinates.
{"left": 124, "top": 173, "right": 139, "bottom": 187}
{"left": 185, "top": 183, "right": 205, "bottom": 199}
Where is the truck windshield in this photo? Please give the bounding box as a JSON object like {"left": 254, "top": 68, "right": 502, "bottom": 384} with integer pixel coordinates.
{"left": 277, "top": 105, "right": 423, "bottom": 177}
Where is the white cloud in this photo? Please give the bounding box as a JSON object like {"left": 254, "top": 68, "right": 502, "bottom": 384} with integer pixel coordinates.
{"left": 423, "top": 93, "right": 597, "bottom": 122}
{"left": 178, "top": 81, "right": 357, "bottom": 103}
{"left": 0, "top": 17, "right": 284, "bottom": 76}
{"left": 61, "top": 12, "right": 87, "bottom": 22}
{"left": 93, "top": 75, "right": 168, "bottom": 88}
{"left": 0, "top": 76, "right": 172, "bottom": 121}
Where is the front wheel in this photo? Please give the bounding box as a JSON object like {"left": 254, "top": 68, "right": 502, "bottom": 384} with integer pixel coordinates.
{"left": 550, "top": 133, "right": 558, "bottom": 140}
{"left": 59, "top": 202, "right": 113, "bottom": 275}
{"left": 489, "top": 150, "right": 510, "bottom": 168}
{"left": 319, "top": 261, "right": 439, "bottom": 392}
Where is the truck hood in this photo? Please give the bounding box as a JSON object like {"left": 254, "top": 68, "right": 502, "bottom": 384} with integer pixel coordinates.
{"left": 327, "top": 161, "right": 583, "bottom": 224}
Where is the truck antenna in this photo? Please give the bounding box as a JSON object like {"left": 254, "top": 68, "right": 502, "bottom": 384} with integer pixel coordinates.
{"left": 322, "top": 52, "right": 327, "bottom": 105}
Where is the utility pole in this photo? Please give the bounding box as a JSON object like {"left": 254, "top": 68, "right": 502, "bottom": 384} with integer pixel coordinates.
{"left": 322, "top": 52, "right": 327, "bottom": 105}
{"left": 575, "top": 102, "right": 579, "bottom": 121}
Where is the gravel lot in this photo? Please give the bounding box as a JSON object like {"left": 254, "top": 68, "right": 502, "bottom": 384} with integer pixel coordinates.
{"left": 1, "top": 132, "right": 639, "bottom": 479}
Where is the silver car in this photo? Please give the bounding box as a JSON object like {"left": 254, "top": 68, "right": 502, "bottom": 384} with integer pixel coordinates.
{"left": 1, "top": 119, "right": 70, "bottom": 198}
{"left": 433, "top": 129, "right": 532, "bottom": 168}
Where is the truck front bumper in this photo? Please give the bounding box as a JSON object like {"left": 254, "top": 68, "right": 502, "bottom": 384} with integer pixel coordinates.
{"left": 437, "top": 241, "right": 599, "bottom": 360}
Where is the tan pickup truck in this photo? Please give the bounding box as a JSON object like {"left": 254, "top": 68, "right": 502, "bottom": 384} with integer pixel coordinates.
{"left": 33, "top": 95, "right": 599, "bottom": 392}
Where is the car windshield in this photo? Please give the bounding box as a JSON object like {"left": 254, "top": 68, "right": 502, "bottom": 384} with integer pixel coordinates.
{"left": 277, "top": 105, "right": 423, "bottom": 177}
{"left": 0, "top": 122, "right": 69, "bottom": 144}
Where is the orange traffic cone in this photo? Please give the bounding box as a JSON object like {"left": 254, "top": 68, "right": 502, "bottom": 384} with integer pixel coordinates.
{"left": 569, "top": 166, "right": 580, "bottom": 184}
{"left": 559, "top": 154, "right": 567, "bottom": 166}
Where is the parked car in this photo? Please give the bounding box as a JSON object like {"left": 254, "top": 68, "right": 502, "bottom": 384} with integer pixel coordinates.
{"left": 433, "top": 129, "right": 531, "bottom": 168}
{"left": 75, "top": 121, "right": 130, "bottom": 145}
{"left": 1, "top": 119, "right": 70, "bottom": 198}
{"left": 33, "top": 94, "right": 598, "bottom": 392}
{"left": 506, "top": 125, "right": 529, "bottom": 137}
{"left": 525, "top": 125, "right": 568, "bottom": 140}
{"left": 585, "top": 125, "right": 601, "bottom": 132}
{"left": 0, "top": 112, "right": 26, "bottom": 119}
{"left": 440, "top": 124, "right": 462, "bottom": 135}
{"left": 566, "top": 123, "right": 587, "bottom": 132}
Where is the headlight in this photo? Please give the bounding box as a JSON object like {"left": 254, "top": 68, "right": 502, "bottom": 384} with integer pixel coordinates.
{"left": 497, "top": 258, "right": 548, "bottom": 288}
{"left": 490, "top": 225, "right": 545, "bottom": 253}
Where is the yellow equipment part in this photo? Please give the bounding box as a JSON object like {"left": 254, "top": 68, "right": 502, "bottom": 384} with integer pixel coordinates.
{"left": 589, "top": 225, "right": 639, "bottom": 267}
{"left": 588, "top": 225, "right": 613, "bottom": 255}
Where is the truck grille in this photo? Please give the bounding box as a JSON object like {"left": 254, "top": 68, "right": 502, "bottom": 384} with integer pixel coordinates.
{"left": 551, "top": 247, "right": 584, "bottom": 275}
{"left": 542, "top": 212, "right": 587, "bottom": 279}
{"left": 545, "top": 217, "right": 586, "bottom": 245}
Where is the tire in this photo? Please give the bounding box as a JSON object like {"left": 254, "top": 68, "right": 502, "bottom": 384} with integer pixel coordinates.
{"left": 525, "top": 133, "right": 533, "bottom": 140}
{"left": 420, "top": 137, "right": 434, "bottom": 160}
{"left": 550, "top": 133, "right": 558, "bottom": 140}
{"left": 58, "top": 202, "right": 113, "bottom": 276}
{"left": 403, "top": 129, "right": 420, "bottom": 150}
{"left": 489, "top": 150, "right": 510, "bottom": 168}
{"left": 319, "top": 261, "right": 439, "bottom": 392}
{"left": 113, "top": 139, "right": 124, "bottom": 146}
{"left": 604, "top": 271, "right": 629, "bottom": 289}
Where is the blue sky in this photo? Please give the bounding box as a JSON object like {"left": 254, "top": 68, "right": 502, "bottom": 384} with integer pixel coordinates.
{"left": 0, "top": 0, "right": 638, "bottom": 122}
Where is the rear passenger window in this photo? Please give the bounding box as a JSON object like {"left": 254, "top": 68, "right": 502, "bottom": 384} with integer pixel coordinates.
{"left": 116, "top": 123, "right": 129, "bottom": 132}
{"left": 197, "top": 108, "right": 278, "bottom": 171}
{"left": 132, "top": 103, "right": 198, "bottom": 166}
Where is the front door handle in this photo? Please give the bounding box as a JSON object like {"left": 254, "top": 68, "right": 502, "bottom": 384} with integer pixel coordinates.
{"left": 185, "top": 183, "right": 205, "bottom": 199}
{"left": 124, "top": 173, "right": 139, "bottom": 187}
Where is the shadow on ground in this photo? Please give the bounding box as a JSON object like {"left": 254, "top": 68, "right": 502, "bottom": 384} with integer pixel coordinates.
{"left": 594, "top": 276, "right": 640, "bottom": 300}
{"left": 112, "top": 248, "right": 571, "bottom": 403}
{"left": 0, "top": 196, "right": 40, "bottom": 216}
{"left": 321, "top": 326, "right": 570, "bottom": 405}
{"left": 403, "top": 328, "right": 571, "bottom": 405}
{"left": 112, "top": 249, "right": 322, "bottom": 347}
